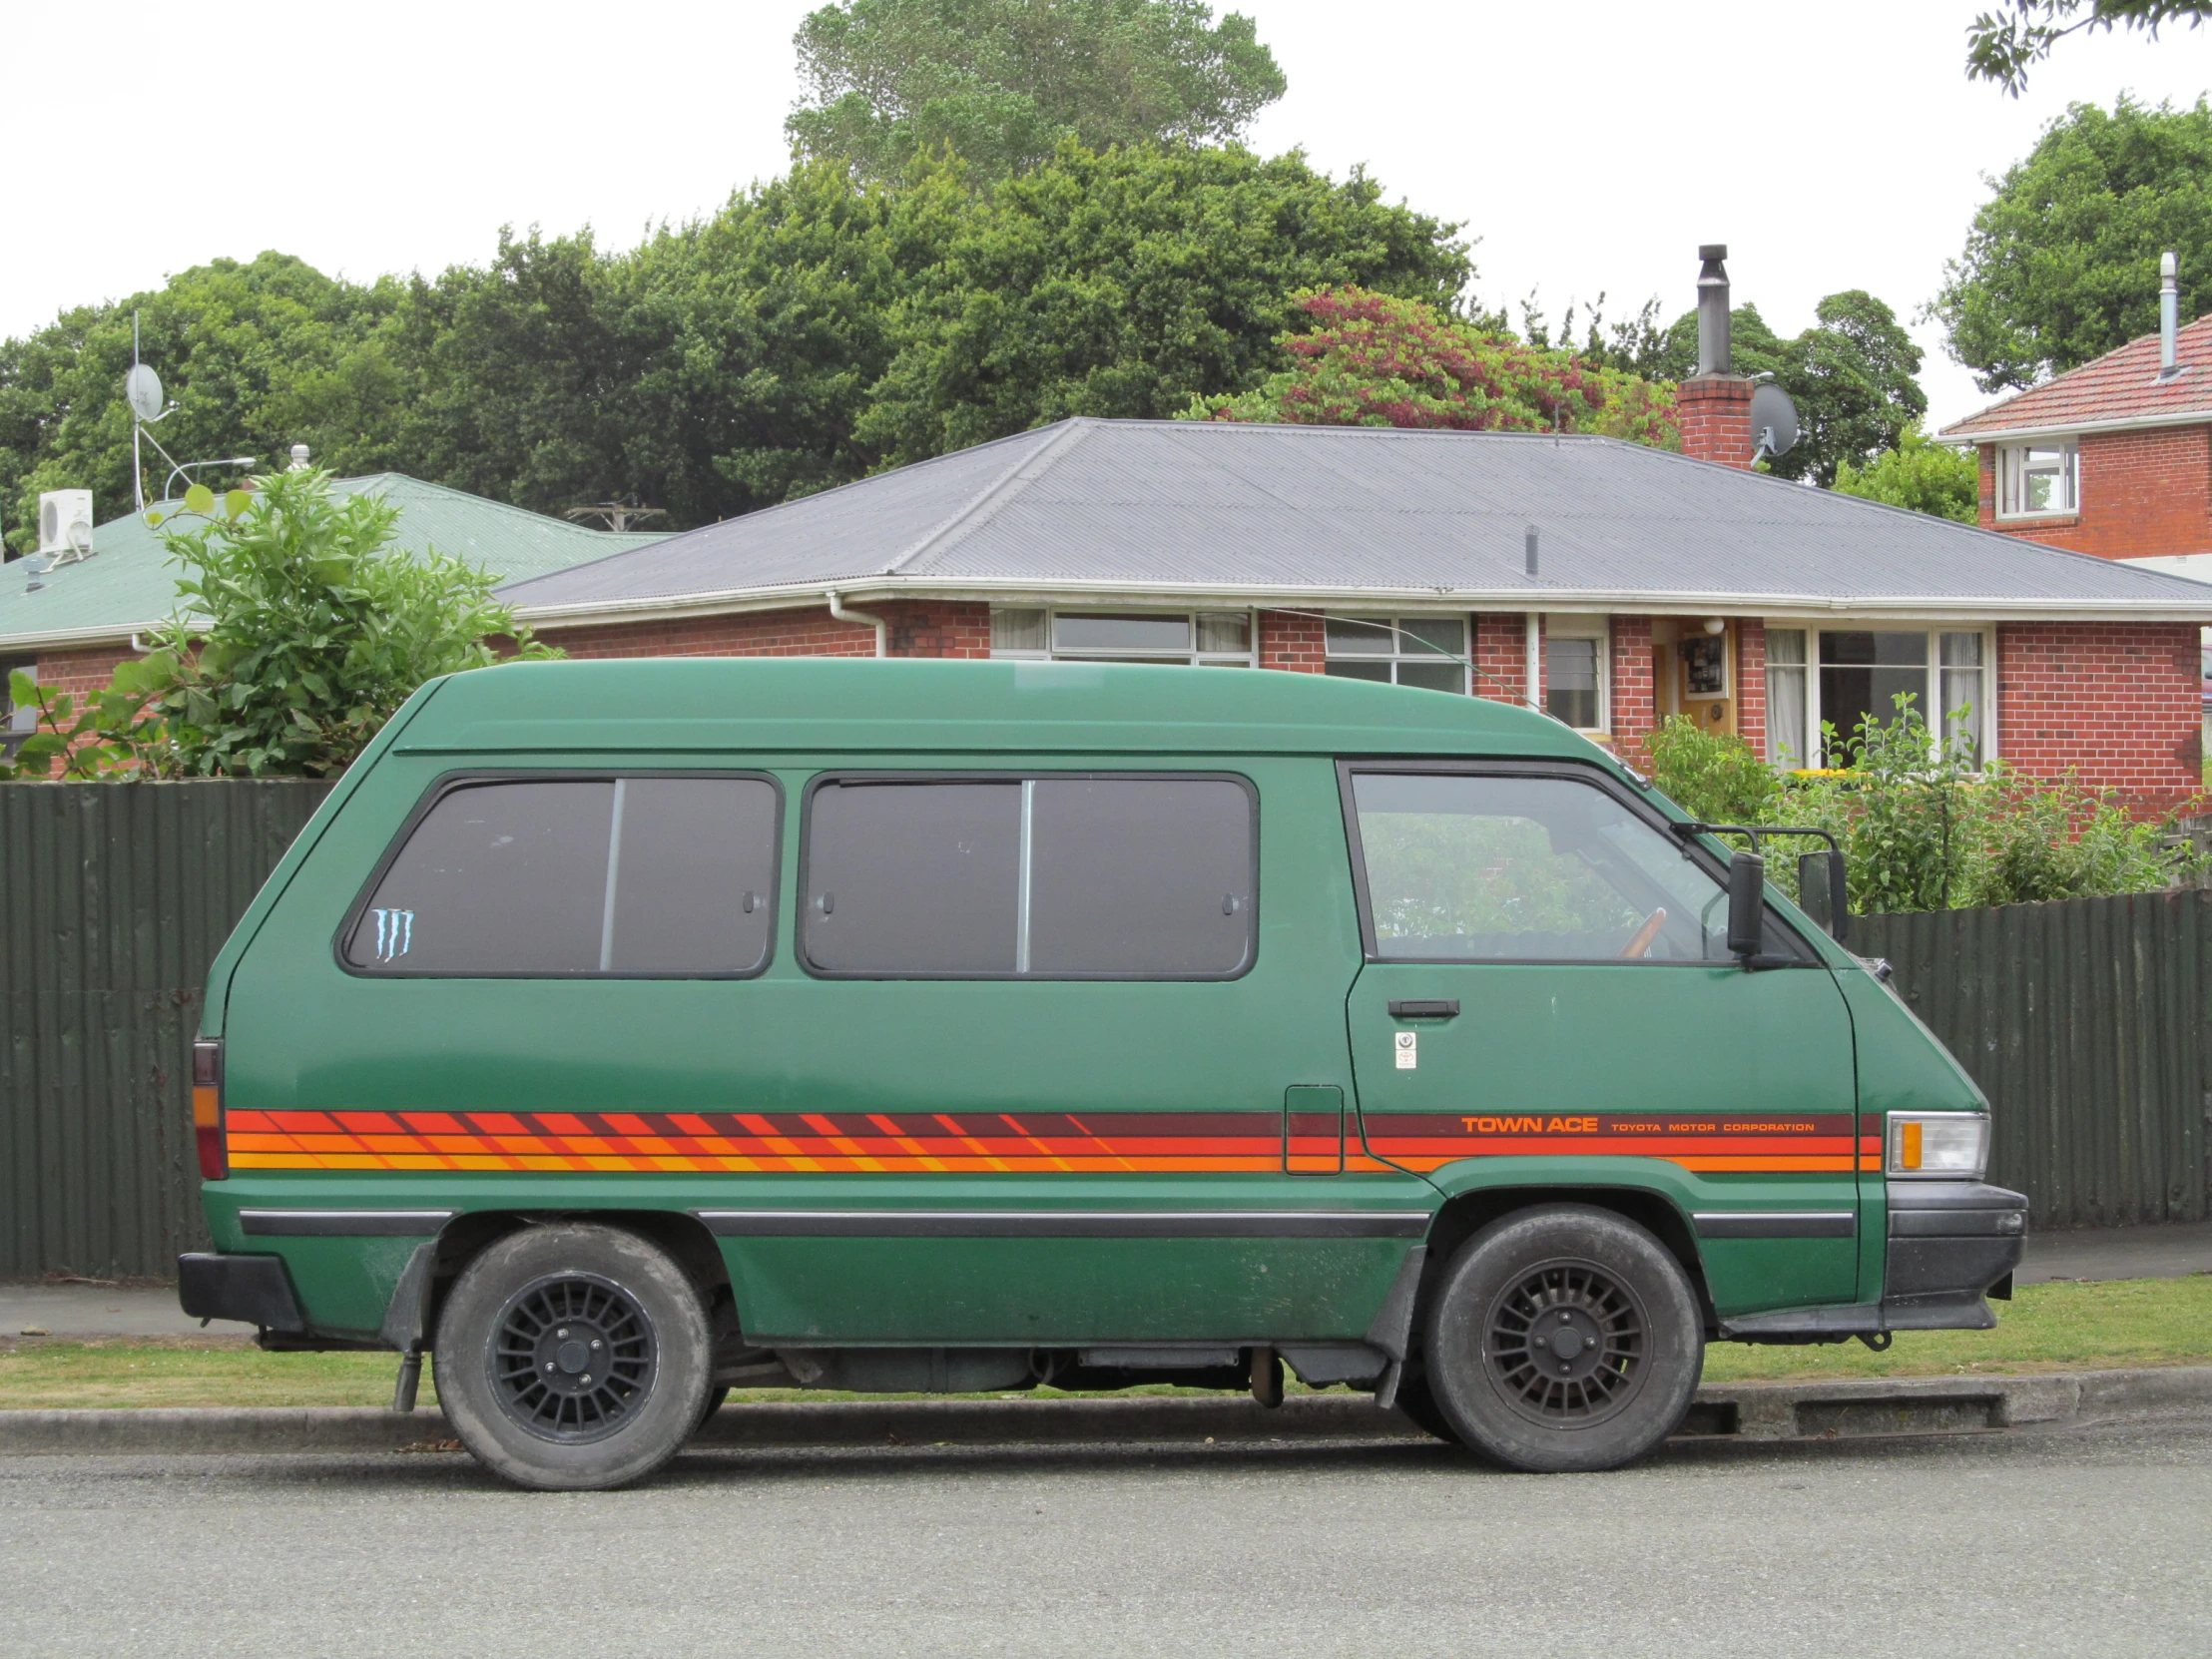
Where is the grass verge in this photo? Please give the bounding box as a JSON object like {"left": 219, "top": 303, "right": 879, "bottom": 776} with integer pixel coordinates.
{"left": 1, "top": 1278, "right": 2205, "bottom": 1410}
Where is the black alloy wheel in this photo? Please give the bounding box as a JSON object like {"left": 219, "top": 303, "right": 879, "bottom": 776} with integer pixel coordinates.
{"left": 1482, "top": 1260, "right": 1648, "bottom": 1427}
{"left": 491, "top": 1272, "right": 658, "bottom": 1444}
{"left": 1423, "top": 1205, "right": 1703, "bottom": 1472}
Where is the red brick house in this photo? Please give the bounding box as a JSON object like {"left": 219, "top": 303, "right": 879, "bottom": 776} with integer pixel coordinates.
{"left": 504, "top": 406, "right": 2212, "bottom": 815}
{"left": 1939, "top": 308, "right": 2212, "bottom": 572}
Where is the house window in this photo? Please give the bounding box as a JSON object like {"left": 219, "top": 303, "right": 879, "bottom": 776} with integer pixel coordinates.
{"left": 0, "top": 659, "right": 32, "bottom": 762}
{"left": 1324, "top": 616, "right": 1468, "bottom": 693}
{"left": 989, "top": 609, "right": 1256, "bottom": 667}
{"left": 1798, "top": 628, "right": 1995, "bottom": 767}
{"left": 1996, "top": 441, "right": 2077, "bottom": 519}
{"left": 1542, "top": 618, "right": 1607, "bottom": 731}
{"left": 1766, "top": 630, "right": 1810, "bottom": 768}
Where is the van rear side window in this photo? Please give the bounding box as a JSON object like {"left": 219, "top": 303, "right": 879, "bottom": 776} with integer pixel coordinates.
{"left": 342, "top": 776, "right": 780, "bottom": 977}
{"left": 801, "top": 775, "right": 1255, "bottom": 979}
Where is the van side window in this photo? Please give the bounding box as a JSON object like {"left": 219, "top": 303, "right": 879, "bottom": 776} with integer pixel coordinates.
{"left": 343, "top": 777, "right": 779, "bottom": 976}
{"left": 802, "top": 776, "right": 1255, "bottom": 979}
{"left": 1350, "top": 772, "right": 1745, "bottom": 963}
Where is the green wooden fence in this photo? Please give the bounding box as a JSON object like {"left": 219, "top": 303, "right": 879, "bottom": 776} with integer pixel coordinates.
{"left": 1855, "top": 891, "right": 2212, "bottom": 1232}
{"left": 1, "top": 781, "right": 331, "bottom": 1279}
{"left": 2, "top": 781, "right": 2204, "bottom": 1277}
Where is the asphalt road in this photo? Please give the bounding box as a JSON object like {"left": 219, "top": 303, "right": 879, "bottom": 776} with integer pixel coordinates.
{"left": 3, "top": 1422, "right": 2208, "bottom": 1658}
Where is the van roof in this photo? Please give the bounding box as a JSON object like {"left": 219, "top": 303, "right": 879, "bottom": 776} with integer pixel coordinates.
{"left": 393, "top": 657, "right": 1604, "bottom": 763}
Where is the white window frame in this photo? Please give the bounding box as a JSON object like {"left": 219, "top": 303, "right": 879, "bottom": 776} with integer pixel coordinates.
{"left": 1763, "top": 623, "right": 1998, "bottom": 771}
{"left": 988, "top": 608, "right": 1259, "bottom": 667}
{"left": 1995, "top": 440, "right": 2079, "bottom": 521}
{"left": 1321, "top": 613, "right": 1472, "bottom": 694}
{"left": 1542, "top": 614, "right": 1609, "bottom": 734}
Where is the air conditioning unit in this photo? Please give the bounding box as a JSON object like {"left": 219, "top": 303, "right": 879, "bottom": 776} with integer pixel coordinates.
{"left": 37, "top": 490, "right": 95, "bottom": 564}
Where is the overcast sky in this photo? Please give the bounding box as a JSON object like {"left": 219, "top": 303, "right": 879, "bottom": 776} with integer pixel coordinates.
{"left": 13, "top": 1, "right": 2212, "bottom": 432}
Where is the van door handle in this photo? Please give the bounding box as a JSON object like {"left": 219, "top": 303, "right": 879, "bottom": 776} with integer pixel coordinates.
{"left": 1387, "top": 999, "right": 1459, "bottom": 1020}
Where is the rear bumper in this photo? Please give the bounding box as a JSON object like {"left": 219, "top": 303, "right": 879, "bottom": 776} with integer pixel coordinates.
{"left": 177, "top": 1253, "right": 306, "bottom": 1334}
{"left": 1884, "top": 1180, "right": 2028, "bottom": 1327}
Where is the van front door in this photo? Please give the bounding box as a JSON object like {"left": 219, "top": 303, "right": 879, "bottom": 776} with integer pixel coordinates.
{"left": 1338, "top": 764, "right": 1861, "bottom": 1318}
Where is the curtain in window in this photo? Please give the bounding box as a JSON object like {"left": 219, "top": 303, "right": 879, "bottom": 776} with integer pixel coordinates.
{"left": 1765, "top": 629, "right": 1809, "bottom": 768}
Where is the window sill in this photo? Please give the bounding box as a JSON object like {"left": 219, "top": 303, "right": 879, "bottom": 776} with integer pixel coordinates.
{"left": 1993, "top": 512, "right": 2080, "bottom": 527}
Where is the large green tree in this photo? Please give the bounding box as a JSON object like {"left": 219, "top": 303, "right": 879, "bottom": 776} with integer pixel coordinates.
{"left": 1651, "top": 291, "right": 1926, "bottom": 485}
{"left": 1966, "top": 2, "right": 2211, "bottom": 95}
{"left": 1832, "top": 425, "right": 1980, "bottom": 522}
{"left": 3, "top": 145, "right": 1462, "bottom": 536}
{"left": 0, "top": 253, "right": 399, "bottom": 558}
{"left": 1933, "top": 96, "right": 2212, "bottom": 392}
{"left": 858, "top": 142, "right": 1469, "bottom": 465}
{"left": 788, "top": 0, "right": 1286, "bottom": 183}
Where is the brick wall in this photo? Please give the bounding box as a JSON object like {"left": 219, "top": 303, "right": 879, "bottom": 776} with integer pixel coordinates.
{"left": 33, "top": 645, "right": 138, "bottom": 695}
{"left": 1473, "top": 612, "right": 1532, "bottom": 707}
{"left": 1608, "top": 614, "right": 1656, "bottom": 753}
{"left": 1735, "top": 617, "right": 1767, "bottom": 759}
{"left": 1259, "top": 609, "right": 1326, "bottom": 672}
{"left": 1976, "top": 425, "right": 2212, "bottom": 559}
{"left": 1997, "top": 621, "right": 2204, "bottom": 813}
{"left": 1675, "top": 377, "right": 1755, "bottom": 470}
{"left": 540, "top": 602, "right": 991, "bottom": 662}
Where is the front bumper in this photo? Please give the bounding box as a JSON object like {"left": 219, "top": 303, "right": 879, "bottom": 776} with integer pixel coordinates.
{"left": 1884, "top": 1180, "right": 2029, "bottom": 1329}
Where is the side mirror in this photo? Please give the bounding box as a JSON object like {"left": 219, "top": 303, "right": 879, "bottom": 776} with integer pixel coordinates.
{"left": 1727, "top": 850, "right": 1767, "bottom": 958}
{"left": 1797, "top": 849, "right": 1850, "bottom": 943}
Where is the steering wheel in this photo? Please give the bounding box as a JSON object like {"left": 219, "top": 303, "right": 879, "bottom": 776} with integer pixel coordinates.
{"left": 1620, "top": 906, "right": 1667, "bottom": 959}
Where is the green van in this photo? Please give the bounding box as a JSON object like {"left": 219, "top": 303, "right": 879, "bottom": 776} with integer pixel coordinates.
{"left": 179, "top": 658, "right": 2025, "bottom": 1488}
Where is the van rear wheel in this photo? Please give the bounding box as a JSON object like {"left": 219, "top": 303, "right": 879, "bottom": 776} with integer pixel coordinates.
{"left": 437, "top": 1224, "right": 711, "bottom": 1491}
{"left": 1423, "top": 1206, "right": 1702, "bottom": 1473}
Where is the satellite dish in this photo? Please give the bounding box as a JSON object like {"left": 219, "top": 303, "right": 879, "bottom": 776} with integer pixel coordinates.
{"left": 126, "top": 363, "right": 165, "bottom": 422}
{"left": 1749, "top": 381, "right": 1800, "bottom": 460}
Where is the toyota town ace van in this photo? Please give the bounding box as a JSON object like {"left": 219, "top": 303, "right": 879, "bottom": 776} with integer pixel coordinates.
{"left": 179, "top": 659, "right": 2026, "bottom": 1488}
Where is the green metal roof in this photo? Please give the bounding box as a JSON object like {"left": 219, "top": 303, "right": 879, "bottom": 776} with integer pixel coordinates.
{"left": 391, "top": 654, "right": 1614, "bottom": 765}
{"left": 0, "top": 474, "right": 668, "bottom": 653}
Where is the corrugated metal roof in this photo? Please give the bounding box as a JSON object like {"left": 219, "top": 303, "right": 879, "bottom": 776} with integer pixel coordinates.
{"left": 0, "top": 474, "right": 669, "bottom": 652}
{"left": 499, "top": 418, "right": 2212, "bottom": 621}
{"left": 1940, "top": 314, "right": 2212, "bottom": 439}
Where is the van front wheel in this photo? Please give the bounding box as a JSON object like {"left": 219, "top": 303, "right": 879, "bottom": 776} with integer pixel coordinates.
{"left": 1423, "top": 1206, "right": 1702, "bottom": 1472}
{"left": 437, "top": 1224, "right": 711, "bottom": 1491}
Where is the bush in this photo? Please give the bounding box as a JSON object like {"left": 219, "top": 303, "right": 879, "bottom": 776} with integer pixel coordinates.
{"left": 1642, "top": 698, "right": 2206, "bottom": 913}
{"left": 6, "top": 467, "right": 553, "bottom": 780}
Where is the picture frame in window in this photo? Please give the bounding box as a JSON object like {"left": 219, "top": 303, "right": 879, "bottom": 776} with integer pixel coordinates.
{"left": 332, "top": 769, "right": 785, "bottom": 980}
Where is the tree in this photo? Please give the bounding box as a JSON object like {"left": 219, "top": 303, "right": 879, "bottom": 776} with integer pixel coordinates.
{"left": 1650, "top": 292, "right": 1925, "bottom": 485}
{"left": 857, "top": 142, "right": 1469, "bottom": 465}
{"left": 1177, "top": 286, "right": 1678, "bottom": 446}
{"left": 787, "top": 0, "right": 1287, "bottom": 183}
{"left": 1932, "top": 95, "right": 2212, "bottom": 392}
{"left": 1966, "top": 2, "right": 2211, "bottom": 96}
{"left": 7, "top": 467, "right": 554, "bottom": 779}
{"left": 1833, "top": 426, "right": 1980, "bottom": 522}
{"left": 0, "top": 253, "right": 399, "bottom": 558}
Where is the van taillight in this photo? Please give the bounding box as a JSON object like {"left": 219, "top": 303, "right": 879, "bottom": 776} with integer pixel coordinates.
{"left": 193, "top": 1039, "right": 227, "bottom": 1181}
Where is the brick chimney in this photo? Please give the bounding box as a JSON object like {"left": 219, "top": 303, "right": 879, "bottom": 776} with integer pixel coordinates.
{"left": 1676, "top": 245, "right": 1755, "bottom": 468}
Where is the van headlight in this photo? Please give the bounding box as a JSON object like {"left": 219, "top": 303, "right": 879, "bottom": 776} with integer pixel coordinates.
{"left": 1886, "top": 1112, "right": 1989, "bottom": 1180}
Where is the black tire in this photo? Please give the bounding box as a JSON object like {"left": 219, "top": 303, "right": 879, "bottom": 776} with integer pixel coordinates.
{"left": 436, "top": 1223, "right": 711, "bottom": 1491}
{"left": 693, "top": 1384, "right": 731, "bottom": 1437}
{"left": 1423, "top": 1205, "right": 1702, "bottom": 1473}
{"left": 1389, "top": 1368, "right": 1461, "bottom": 1443}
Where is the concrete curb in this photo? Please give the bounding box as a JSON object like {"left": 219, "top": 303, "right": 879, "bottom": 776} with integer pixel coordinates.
{"left": 2, "top": 1368, "right": 2207, "bottom": 1456}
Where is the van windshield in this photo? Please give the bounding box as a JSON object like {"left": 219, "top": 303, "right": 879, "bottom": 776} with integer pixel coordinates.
{"left": 1351, "top": 772, "right": 1735, "bottom": 963}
